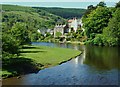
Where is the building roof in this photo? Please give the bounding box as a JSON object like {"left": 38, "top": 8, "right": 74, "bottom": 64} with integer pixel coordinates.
{"left": 68, "top": 20, "right": 73, "bottom": 23}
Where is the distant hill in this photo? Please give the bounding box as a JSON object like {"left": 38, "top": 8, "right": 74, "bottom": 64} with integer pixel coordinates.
{"left": 33, "top": 7, "right": 86, "bottom": 19}
{"left": 2, "top": 4, "right": 36, "bottom": 12}
{"left": 2, "top": 5, "right": 66, "bottom": 30}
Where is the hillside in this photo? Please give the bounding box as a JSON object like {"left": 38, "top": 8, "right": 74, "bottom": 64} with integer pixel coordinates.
{"left": 33, "top": 7, "right": 86, "bottom": 19}
{"left": 2, "top": 4, "right": 36, "bottom": 12}
{"left": 2, "top": 5, "right": 66, "bottom": 29}
{"left": 2, "top": 4, "right": 66, "bottom": 41}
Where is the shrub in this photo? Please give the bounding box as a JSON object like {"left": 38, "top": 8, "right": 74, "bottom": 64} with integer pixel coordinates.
{"left": 93, "top": 34, "right": 103, "bottom": 46}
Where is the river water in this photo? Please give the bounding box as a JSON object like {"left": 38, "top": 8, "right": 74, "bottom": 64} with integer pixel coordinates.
{"left": 2, "top": 42, "right": 120, "bottom": 85}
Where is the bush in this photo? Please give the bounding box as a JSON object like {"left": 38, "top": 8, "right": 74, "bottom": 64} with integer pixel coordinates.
{"left": 107, "top": 37, "right": 118, "bottom": 46}
{"left": 2, "top": 33, "right": 20, "bottom": 59}
{"left": 56, "top": 32, "right": 62, "bottom": 37}
{"left": 93, "top": 34, "right": 103, "bottom": 46}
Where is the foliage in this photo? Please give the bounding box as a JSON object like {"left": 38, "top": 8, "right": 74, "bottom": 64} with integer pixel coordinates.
{"left": 2, "top": 4, "right": 36, "bottom": 12}
{"left": 115, "top": 1, "right": 120, "bottom": 8}
{"left": 93, "top": 34, "right": 103, "bottom": 46}
{"left": 56, "top": 32, "right": 62, "bottom": 37}
{"left": 83, "top": 6, "right": 112, "bottom": 38}
{"left": 2, "top": 4, "right": 67, "bottom": 58}
{"left": 103, "top": 8, "right": 120, "bottom": 46}
{"left": 2, "top": 33, "right": 20, "bottom": 59}
{"left": 65, "top": 28, "right": 85, "bottom": 42}
{"left": 10, "top": 22, "right": 30, "bottom": 45}
{"left": 2, "top": 4, "right": 66, "bottom": 41}
{"left": 82, "top": 1, "right": 120, "bottom": 46}
{"left": 97, "top": 1, "right": 106, "bottom": 7}
{"left": 82, "top": 5, "right": 96, "bottom": 19}
{"left": 34, "top": 7, "right": 86, "bottom": 19}
{"left": 83, "top": 1, "right": 106, "bottom": 19}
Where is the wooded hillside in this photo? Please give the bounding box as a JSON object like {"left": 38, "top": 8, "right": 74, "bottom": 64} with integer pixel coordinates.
{"left": 33, "top": 7, "right": 86, "bottom": 19}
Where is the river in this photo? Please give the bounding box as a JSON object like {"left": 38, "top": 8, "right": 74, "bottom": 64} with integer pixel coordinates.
{"left": 2, "top": 42, "right": 120, "bottom": 85}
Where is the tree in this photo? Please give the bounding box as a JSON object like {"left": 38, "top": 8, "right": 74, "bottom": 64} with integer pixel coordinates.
{"left": 10, "top": 22, "right": 30, "bottom": 45}
{"left": 115, "top": 1, "right": 120, "bottom": 8}
{"left": 56, "top": 32, "right": 62, "bottom": 37}
{"left": 88, "top": 5, "right": 94, "bottom": 10}
{"left": 97, "top": 1, "right": 106, "bottom": 7}
{"left": 2, "top": 33, "right": 20, "bottom": 58}
{"left": 83, "top": 5, "right": 96, "bottom": 18}
{"left": 83, "top": 6, "right": 112, "bottom": 38}
{"left": 103, "top": 8, "right": 120, "bottom": 46}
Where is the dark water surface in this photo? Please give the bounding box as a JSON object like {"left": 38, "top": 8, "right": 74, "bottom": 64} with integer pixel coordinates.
{"left": 2, "top": 42, "right": 120, "bottom": 85}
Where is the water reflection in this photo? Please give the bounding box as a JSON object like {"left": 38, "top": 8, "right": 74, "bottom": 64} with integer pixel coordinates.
{"left": 84, "top": 45, "right": 119, "bottom": 70}
{"left": 32, "top": 42, "right": 119, "bottom": 70}
{"left": 73, "top": 54, "right": 85, "bottom": 65}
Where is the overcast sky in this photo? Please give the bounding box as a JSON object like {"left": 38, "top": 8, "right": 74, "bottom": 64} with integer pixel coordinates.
{"left": 1, "top": 0, "right": 120, "bottom": 2}
{"left": 1, "top": 0, "right": 118, "bottom": 9}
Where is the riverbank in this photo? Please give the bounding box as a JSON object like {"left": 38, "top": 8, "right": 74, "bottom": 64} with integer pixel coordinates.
{"left": 66, "top": 41, "right": 85, "bottom": 44}
{"left": 2, "top": 45, "right": 81, "bottom": 79}
{"left": 38, "top": 40, "right": 85, "bottom": 45}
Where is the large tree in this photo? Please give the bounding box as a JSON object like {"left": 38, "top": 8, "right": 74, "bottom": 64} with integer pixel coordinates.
{"left": 97, "top": 1, "right": 106, "bottom": 7}
{"left": 103, "top": 8, "right": 120, "bottom": 46}
{"left": 10, "top": 22, "right": 30, "bottom": 45}
{"left": 2, "top": 33, "right": 20, "bottom": 58}
{"left": 115, "top": 1, "right": 120, "bottom": 8}
{"left": 83, "top": 6, "right": 112, "bottom": 38}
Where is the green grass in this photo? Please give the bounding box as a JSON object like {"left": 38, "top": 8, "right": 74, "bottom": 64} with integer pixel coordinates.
{"left": 1, "top": 70, "right": 12, "bottom": 77}
{"left": 21, "top": 45, "right": 81, "bottom": 66}
{"left": 2, "top": 45, "right": 81, "bottom": 78}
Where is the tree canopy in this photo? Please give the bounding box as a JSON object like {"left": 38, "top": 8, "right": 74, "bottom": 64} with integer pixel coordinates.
{"left": 34, "top": 7, "right": 86, "bottom": 19}
{"left": 82, "top": 1, "right": 120, "bottom": 46}
{"left": 83, "top": 6, "right": 112, "bottom": 38}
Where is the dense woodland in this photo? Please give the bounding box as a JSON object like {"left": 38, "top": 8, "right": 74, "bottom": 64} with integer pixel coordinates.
{"left": 82, "top": 1, "right": 120, "bottom": 46}
{"left": 33, "top": 7, "right": 86, "bottom": 19}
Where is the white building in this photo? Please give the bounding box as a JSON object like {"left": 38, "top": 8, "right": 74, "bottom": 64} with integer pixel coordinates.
{"left": 54, "top": 18, "right": 84, "bottom": 37}
{"left": 68, "top": 18, "right": 78, "bottom": 32}
{"left": 54, "top": 24, "right": 68, "bottom": 37}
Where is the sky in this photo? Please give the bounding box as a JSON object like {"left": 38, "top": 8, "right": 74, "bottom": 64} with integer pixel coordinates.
{"left": 1, "top": 0, "right": 120, "bottom": 2}
{"left": 1, "top": 0, "right": 119, "bottom": 9}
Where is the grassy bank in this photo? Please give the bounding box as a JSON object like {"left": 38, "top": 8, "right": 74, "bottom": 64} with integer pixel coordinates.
{"left": 2, "top": 45, "right": 81, "bottom": 78}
